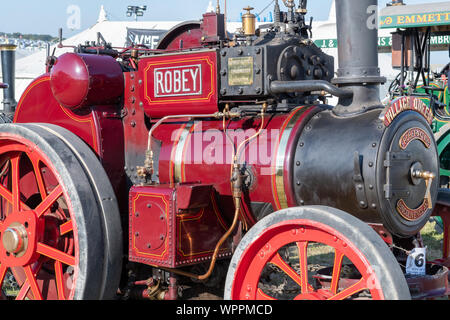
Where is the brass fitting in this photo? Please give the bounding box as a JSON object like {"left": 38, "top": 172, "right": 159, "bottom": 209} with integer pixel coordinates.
{"left": 143, "top": 279, "right": 167, "bottom": 300}
{"left": 412, "top": 170, "right": 436, "bottom": 209}
{"left": 211, "top": 110, "right": 241, "bottom": 120}
{"left": 412, "top": 170, "right": 436, "bottom": 180}
{"left": 137, "top": 149, "right": 154, "bottom": 183}
{"left": 242, "top": 6, "right": 256, "bottom": 36}
{"left": 231, "top": 163, "right": 244, "bottom": 201}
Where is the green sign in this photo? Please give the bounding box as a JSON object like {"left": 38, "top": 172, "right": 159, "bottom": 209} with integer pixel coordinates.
{"left": 430, "top": 35, "right": 450, "bottom": 45}
{"left": 314, "top": 35, "right": 449, "bottom": 49}
{"left": 380, "top": 11, "right": 450, "bottom": 29}
{"left": 313, "top": 39, "right": 338, "bottom": 49}
{"left": 378, "top": 36, "right": 393, "bottom": 48}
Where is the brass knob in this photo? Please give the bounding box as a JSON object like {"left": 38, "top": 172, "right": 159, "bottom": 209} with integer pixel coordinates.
{"left": 412, "top": 170, "right": 435, "bottom": 180}
{"left": 243, "top": 6, "right": 254, "bottom": 13}
{"left": 411, "top": 170, "right": 436, "bottom": 209}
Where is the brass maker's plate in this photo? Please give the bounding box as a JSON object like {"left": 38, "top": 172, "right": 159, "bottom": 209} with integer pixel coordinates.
{"left": 228, "top": 57, "right": 254, "bottom": 86}
{"left": 399, "top": 127, "right": 431, "bottom": 150}
{"left": 396, "top": 199, "right": 429, "bottom": 221}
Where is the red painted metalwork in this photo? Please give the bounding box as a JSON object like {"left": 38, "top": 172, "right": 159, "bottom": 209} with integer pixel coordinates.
{"left": 50, "top": 53, "right": 124, "bottom": 109}
{"left": 229, "top": 219, "right": 385, "bottom": 300}
{"left": 369, "top": 224, "right": 393, "bottom": 245}
{"left": 434, "top": 205, "right": 450, "bottom": 260}
{"left": 201, "top": 13, "right": 226, "bottom": 44}
{"left": 431, "top": 203, "right": 450, "bottom": 297}
{"left": 150, "top": 106, "right": 318, "bottom": 226}
{"left": 5, "top": 4, "right": 449, "bottom": 301}
{"left": 139, "top": 50, "right": 218, "bottom": 118}
{"left": 0, "top": 134, "right": 77, "bottom": 300}
{"left": 13, "top": 75, "right": 100, "bottom": 153}
{"left": 13, "top": 76, "right": 126, "bottom": 200}
{"left": 128, "top": 184, "right": 232, "bottom": 268}
{"left": 157, "top": 22, "right": 202, "bottom": 50}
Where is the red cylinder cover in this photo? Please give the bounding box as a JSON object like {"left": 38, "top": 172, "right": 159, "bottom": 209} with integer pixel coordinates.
{"left": 50, "top": 53, "right": 124, "bottom": 109}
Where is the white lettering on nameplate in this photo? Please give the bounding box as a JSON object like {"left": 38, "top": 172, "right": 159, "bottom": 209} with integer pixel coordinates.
{"left": 154, "top": 64, "right": 202, "bottom": 97}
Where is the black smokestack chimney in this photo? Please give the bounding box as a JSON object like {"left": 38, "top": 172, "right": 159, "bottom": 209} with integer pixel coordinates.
{"left": 332, "top": 0, "right": 386, "bottom": 116}
{"left": 1, "top": 44, "right": 17, "bottom": 114}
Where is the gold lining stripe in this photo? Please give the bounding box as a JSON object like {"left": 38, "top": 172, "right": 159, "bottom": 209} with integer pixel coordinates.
{"left": 173, "top": 122, "right": 194, "bottom": 183}
{"left": 272, "top": 107, "right": 309, "bottom": 210}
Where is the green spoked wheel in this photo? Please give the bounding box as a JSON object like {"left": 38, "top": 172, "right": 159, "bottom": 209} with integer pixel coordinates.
{"left": 0, "top": 124, "right": 122, "bottom": 300}
{"left": 224, "top": 206, "right": 411, "bottom": 300}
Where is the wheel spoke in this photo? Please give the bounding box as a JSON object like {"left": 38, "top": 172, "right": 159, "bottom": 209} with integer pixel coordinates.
{"left": 256, "top": 288, "right": 277, "bottom": 300}
{"left": 0, "top": 183, "right": 30, "bottom": 211}
{"left": 31, "top": 158, "right": 47, "bottom": 200}
{"left": 10, "top": 155, "right": 21, "bottom": 212}
{"left": 0, "top": 183, "right": 12, "bottom": 203}
{"left": 327, "top": 278, "right": 367, "bottom": 300}
{"left": 330, "top": 250, "right": 345, "bottom": 294}
{"left": 23, "top": 265, "right": 43, "bottom": 300}
{"left": 0, "top": 264, "right": 7, "bottom": 286}
{"left": 59, "top": 220, "right": 73, "bottom": 236}
{"left": 297, "top": 241, "right": 309, "bottom": 293}
{"left": 36, "top": 242, "right": 75, "bottom": 266}
{"left": 14, "top": 261, "right": 43, "bottom": 300}
{"left": 269, "top": 252, "right": 314, "bottom": 291}
{"left": 269, "top": 252, "right": 302, "bottom": 285}
{"left": 35, "top": 185, "right": 63, "bottom": 218}
{"left": 15, "top": 282, "right": 30, "bottom": 300}
{"left": 11, "top": 268, "right": 30, "bottom": 300}
{"left": 54, "top": 261, "right": 65, "bottom": 300}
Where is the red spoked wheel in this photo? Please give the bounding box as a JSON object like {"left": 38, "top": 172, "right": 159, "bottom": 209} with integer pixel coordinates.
{"left": 225, "top": 206, "right": 411, "bottom": 300}
{"left": 0, "top": 124, "right": 119, "bottom": 300}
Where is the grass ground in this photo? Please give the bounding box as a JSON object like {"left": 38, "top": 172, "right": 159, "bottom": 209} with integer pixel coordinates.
{"left": 304, "top": 220, "right": 445, "bottom": 264}
{"left": 421, "top": 220, "right": 445, "bottom": 261}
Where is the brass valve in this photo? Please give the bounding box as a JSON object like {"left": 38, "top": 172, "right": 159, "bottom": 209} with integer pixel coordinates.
{"left": 137, "top": 149, "right": 154, "bottom": 184}
{"left": 242, "top": 6, "right": 256, "bottom": 36}
{"left": 411, "top": 169, "right": 435, "bottom": 209}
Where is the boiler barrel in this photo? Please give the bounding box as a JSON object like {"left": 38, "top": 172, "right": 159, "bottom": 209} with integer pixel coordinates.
{"left": 292, "top": 108, "right": 439, "bottom": 237}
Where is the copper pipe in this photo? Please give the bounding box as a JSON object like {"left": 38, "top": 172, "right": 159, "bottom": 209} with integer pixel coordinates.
{"left": 155, "top": 104, "right": 268, "bottom": 280}
{"left": 234, "top": 103, "right": 267, "bottom": 164}
{"left": 146, "top": 113, "right": 219, "bottom": 151}
{"left": 157, "top": 197, "right": 241, "bottom": 281}
{"left": 139, "top": 111, "right": 240, "bottom": 182}
{"left": 223, "top": 103, "right": 237, "bottom": 163}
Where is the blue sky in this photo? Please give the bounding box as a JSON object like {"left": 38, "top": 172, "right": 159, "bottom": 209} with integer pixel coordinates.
{"left": 0, "top": 0, "right": 447, "bottom": 37}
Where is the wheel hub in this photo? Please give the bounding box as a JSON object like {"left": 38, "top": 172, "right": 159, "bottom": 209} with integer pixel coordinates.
{"left": 2, "top": 223, "right": 28, "bottom": 255}
{"left": 0, "top": 210, "right": 39, "bottom": 267}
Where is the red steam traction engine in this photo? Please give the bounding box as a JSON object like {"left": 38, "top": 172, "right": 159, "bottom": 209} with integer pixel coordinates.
{"left": 0, "top": 0, "right": 449, "bottom": 300}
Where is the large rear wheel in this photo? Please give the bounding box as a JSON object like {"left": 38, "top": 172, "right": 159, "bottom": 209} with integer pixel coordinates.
{"left": 23, "top": 123, "right": 123, "bottom": 300}
{"left": 225, "top": 206, "right": 411, "bottom": 300}
{"left": 0, "top": 124, "right": 120, "bottom": 299}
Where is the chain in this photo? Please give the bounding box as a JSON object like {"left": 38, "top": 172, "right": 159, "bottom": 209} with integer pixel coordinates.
{"left": 389, "top": 243, "right": 411, "bottom": 255}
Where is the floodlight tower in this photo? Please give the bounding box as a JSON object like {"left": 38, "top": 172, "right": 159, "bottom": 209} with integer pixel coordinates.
{"left": 127, "top": 5, "right": 147, "bottom": 21}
